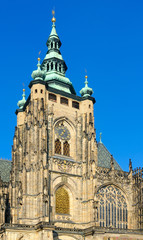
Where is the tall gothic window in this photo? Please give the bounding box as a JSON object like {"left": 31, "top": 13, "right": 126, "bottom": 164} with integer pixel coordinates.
{"left": 55, "top": 139, "right": 61, "bottom": 155}
{"left": 63, "top": 141, "right": 70, "bottom": 156}
{"left": 56, "top": 187, "right": 69, "bottom": 214}
{"left": 96, "top": 185, "right": 128, "bottom": 229}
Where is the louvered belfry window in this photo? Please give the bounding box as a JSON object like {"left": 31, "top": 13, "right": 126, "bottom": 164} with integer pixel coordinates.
{"left": 63, "top": 141, "right": 70, "bottom": 156}
{"left": 56, "top": 187, "right": 69, "bottom": 214}
{"left": 55, "top": 139, "right": 61, "bottom": 155}
{"left": 97, "top": 185, "right": 128, "bottom": 229}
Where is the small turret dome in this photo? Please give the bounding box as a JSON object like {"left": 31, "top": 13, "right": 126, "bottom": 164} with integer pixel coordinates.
{"left": 80, "top": 75, "right": 93, "bottom": 97}
{"left": 31, "top": 58, "right": 45, "bottom": 81}
{"left": 17, "top": 89, "right": 26, "bottom": 109}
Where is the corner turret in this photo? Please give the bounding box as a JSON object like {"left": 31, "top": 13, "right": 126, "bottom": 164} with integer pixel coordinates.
{"left": 31, "top": 58, "right": 45, "bottom": 81}
{"left": 80, "top": 75, "right": 93, "bottom": 97}
{"left": 17, "top": 89, "right": 26, "bottom": 110}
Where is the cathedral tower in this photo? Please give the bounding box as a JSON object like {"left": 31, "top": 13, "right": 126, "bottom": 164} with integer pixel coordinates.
{"left": 0, "top": 12, "right": 142, "bottom": 240}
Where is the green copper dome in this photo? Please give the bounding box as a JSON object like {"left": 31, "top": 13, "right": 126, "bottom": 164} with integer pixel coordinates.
{"left": 17, "top": 89, "right": 26, "bottom": 109}
{"left": 80, "top": 76, "right": 93, "bottom": 97}
{"left": 41, "top": 15, "right": 76, "bottom": 95}
{"left": 31, "top": 58, "right": 45, "bottom": 81}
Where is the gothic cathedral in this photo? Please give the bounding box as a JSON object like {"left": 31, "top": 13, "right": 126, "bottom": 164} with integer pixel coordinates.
{"left": 0, "top": 14, "right": 142, "bottom": 240}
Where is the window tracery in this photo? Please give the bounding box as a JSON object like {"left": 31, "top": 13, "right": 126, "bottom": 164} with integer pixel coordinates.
{"left": 96, "top": 185, "right": 128, "bottom": 229}
{"left": 54, "top": 123, "right": 71, "bottom": 157}
{"left": 56, "top": 187, "right": 69, "bottom": 214}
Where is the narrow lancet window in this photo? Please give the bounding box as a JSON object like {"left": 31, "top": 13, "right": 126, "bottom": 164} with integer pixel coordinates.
{"left": 55, "top": 139, "right": 61, "bottom": 155}
{"left": 63, "top": 141, "right": 70, "bottom": 156}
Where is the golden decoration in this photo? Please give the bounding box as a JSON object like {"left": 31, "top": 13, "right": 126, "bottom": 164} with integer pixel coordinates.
{"left": 52, "top": 10, "right": 55, "bottom": 16}
{"left": 56, "top": 187, "right": 69, "bottom": 214}
{"left": 52, "top": 10, "right": 56, "bottom": 23}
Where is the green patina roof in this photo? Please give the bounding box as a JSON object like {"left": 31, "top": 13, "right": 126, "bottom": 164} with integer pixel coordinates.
{"left": 17, "top": 89, "right": 26, "bottom": 110}
{"left": 97, "top": 142, "right": 122, "bottom": 171}
{"left": 0, "top": 159, "right": 12, "bottom": 182}
{"left": 80, "top": 76, "right": 93, "bottom": 97}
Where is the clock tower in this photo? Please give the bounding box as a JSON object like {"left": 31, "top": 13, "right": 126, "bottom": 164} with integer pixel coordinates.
{"left": 1, "top": 11, "right": 142, "bottom": 240}
{"left": 8, "top": 12, "right": 97, "bottom": 239}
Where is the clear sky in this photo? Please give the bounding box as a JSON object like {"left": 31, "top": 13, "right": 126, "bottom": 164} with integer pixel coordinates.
{"left": 0, "top": 0, "right": 143, "bottom": 171}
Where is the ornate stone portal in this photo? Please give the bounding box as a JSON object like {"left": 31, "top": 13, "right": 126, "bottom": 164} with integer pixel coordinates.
{"left": 0, "top": 12, "right": 142, "bottom": 240}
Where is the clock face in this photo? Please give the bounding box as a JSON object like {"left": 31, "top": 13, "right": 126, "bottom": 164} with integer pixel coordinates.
{"left": 55, "top": 126, "right": 71, "bottom": 140}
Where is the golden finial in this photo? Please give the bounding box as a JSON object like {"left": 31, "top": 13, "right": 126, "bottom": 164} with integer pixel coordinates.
{"left": 52, "top": 10, "right": 56, "bottom": 23}
{"left": 23, "top": 89, "right": 25, "bottom": 92}
{"left": 38, "top": 51, "right": 41, "bottom": 61}
{"left": 85, "top": 69, "right": 88, "bottom": 79}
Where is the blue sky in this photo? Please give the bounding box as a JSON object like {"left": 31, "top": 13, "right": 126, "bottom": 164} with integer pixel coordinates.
{"left": 0, "top": 0, "right": 143, "bottom": 171}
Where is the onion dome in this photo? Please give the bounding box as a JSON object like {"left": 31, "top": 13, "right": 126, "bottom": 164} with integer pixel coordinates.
{"left": 17, "top": 89, "right": 26, "bottom": 109}
{"left": 31, "top": 58, "right": 45, "bottom": 81}
{"left": 80, "top": 75, "right": 93, "bottom": 97}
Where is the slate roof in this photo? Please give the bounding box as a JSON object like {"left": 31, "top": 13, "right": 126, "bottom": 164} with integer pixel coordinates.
{"left": 97, "top": 142, "right": 122, "bottom": 171}
{"left": 0, "top": 159, "right": 12, "bottom": 182}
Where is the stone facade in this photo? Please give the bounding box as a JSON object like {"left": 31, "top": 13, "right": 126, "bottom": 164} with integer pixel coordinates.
{"left": 0, "top": 15, "right": 142, "bottom": 240}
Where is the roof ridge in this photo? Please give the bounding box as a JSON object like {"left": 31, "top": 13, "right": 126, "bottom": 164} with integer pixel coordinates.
{"left": 0, "top": 158, "right": 12, "bottom": 162}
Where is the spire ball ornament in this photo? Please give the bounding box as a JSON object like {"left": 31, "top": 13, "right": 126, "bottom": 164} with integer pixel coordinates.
{"left": 52, "top": 10, "right": 56, "bottom": 23}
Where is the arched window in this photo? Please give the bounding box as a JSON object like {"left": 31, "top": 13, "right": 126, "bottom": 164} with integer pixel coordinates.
{"left": 55, "top": 139, "right": 61, "bottom": 155}
{"left": 63, "top": 141, "right": 70, "bottom": 156}
{"left": 96, "top": 185, "right": 128, "bottom": 229}
{"left": 51, "top": 62, "right": 53, "bottom": 70}
{"left": 56, "top": 187, "right": 69, "bottom": 214}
